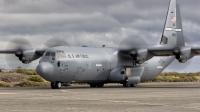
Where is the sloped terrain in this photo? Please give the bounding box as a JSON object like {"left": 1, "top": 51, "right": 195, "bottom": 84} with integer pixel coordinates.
{"left": 0, "top": 71, "right": 50, "bottom": 87}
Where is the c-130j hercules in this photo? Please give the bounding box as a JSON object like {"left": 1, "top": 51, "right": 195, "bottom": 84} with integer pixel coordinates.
{"left": 1, "top": 0, "right": 200, "bottom": 89}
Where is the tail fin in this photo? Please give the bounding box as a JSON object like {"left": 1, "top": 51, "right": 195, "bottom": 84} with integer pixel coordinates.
{"left": 160, "top": 0, "right": 185, "bottom": 47}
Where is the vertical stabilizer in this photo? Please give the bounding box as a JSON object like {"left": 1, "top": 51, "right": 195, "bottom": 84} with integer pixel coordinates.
{"left": 160, "top": 0, "right": 185, "bottom": 47}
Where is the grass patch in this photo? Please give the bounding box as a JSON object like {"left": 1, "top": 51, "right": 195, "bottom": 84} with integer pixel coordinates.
{"left": 0, "top": 81, "right": 10, "bottom": 87}
{"left": 28, "top": 75, "right": 44, "bottom": 82}
{"left": 15, "top": 69, "right": 37, "bottom": 75}
{"left": 152, "top": 72, "right": 200, "bottom": 82}
{"left": 1, "top": 77, "right": 11, "bottom": 82}
{"left": 15, "top": 81, "right": 49, "bottom": 87}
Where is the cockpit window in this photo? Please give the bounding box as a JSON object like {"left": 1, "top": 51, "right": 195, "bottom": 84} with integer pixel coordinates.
{"left": 51, "top": 52, "right": 56, "bottom": 57}
{"left": 56, "top": 50, "right": 66, "bottom": 58}
{"left": 45, "top": 52, "right": 50, "bottom": 56}
{"left": 44, "top": 51, "right": 66, "bottom": 59}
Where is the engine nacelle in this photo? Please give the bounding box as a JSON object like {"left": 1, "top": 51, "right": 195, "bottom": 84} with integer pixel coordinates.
{"left": 173, "top": 47, "right": 195, "bottom": 63}
{"left": 130, "top": 49, "right": 153, "bottom": 64}
{"left": 15, "top": 50, "right": 42, "bottom": 64}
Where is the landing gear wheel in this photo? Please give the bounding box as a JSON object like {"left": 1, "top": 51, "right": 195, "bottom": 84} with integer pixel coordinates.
{"left": 130, "top": 84, "right": 137, "bottom": 87}
{"left": 90, "top": 83, "right": 96, "bottom": 88}
{"left": 55, "top": 81, "right": 62, "bottom": 89}
{"left": 123, "top": 83, "right": 130, "bottom": 87}
{"left": 96, "top": 83, "right": 104, "bottom": 88}
{"left": 51, "top": 82, "right": 56, "bottom": 89}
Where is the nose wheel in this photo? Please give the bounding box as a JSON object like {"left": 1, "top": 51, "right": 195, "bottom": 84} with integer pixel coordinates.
{"left": 51, "top": 82, "right": 56, "bottom": 89}
{"left": 51, "top": 81, "right": 62, "bottom": 89}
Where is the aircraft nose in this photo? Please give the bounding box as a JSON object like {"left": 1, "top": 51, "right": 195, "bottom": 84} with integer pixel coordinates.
{"left": 36, "top": 62, "right": 54, "bottom": 81}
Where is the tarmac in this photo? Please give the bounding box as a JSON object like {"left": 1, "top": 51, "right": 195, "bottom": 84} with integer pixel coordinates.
{"left": 1, "top": 82, "right": 200, "bottom": 112}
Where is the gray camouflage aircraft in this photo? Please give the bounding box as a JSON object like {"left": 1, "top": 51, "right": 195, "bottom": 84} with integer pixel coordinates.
{"left": 1, "top": 0, "right": 200, "bottom": 89}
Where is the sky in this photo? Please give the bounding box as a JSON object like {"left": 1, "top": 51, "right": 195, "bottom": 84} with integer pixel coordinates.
{"left": 0, "top": 0, "right": 200, "bottom": 72}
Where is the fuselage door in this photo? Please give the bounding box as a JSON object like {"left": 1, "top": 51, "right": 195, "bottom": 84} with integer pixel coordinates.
{"left": 51, "top": 51, "right": 68, "bottom": 81}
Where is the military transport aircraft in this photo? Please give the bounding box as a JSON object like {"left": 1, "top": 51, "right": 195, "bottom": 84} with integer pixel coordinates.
{"left": 0, "top": 0, "right": 199, "bottom": 89}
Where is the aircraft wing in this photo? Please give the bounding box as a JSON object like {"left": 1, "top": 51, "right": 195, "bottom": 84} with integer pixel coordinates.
{"left": 148, "top": 47, "right": 174, "bottom": 56}
{"left": 191, "top": 47, "right": 200, "bottom": 55}
{"left": 0, "top": 49, "right": 46, "bottom": 64}
{"left": 0, "top": 50, "right": 19, "bottom": 54}
{"left": 0, "top": 49, "right": 46, "bottom": 55}
{"left": 148, "top": 46, "right": 200, "bottom": 56}
{"left": 35, "top": 49, "right": 46, "bottom": 55}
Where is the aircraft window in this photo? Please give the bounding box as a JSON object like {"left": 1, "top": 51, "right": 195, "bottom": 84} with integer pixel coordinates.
{"left": 45, "top": 52, "right": 50, "bottom": 56}
{"left": 56, "top": 51, "right": 66, "bottom": 58}
{"left": 51, "top": 52, "right": 56, "bottom": 57}
{"left": 172, "top": 33, "right": 176, "bottom": 37}
{"left": 57, "top": 61, "right": 60, "bottom": 67}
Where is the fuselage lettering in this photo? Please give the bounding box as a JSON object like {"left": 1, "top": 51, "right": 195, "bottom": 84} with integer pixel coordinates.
{"left": 67, "top": 54, "right": 89, "bottom": 59}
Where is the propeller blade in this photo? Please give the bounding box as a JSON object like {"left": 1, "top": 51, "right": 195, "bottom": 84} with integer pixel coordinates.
{"left": 5, "top": 37, "right": 32, "bottom": 69}
{"left": 118, "top": 35, "right": 149, "bottom": 51}
{"left": 43, "top": 37, "right": 70, "bottom": 49}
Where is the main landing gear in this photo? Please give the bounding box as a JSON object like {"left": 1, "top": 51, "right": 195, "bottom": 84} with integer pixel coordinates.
{"left": 89, "top": 83, "right": 104, "bottom": 88}
{"left": 51, "top": 81, "right": 62, "bottom": 89}
{"left": 123, "top": 83, "right": 137, "bottom": 87}
{"left": 122, "top": 77, "right": 137, "bottom": 87}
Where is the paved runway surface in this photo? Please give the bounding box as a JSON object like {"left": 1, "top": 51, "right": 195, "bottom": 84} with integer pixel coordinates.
{"left": 1, "top": 82, "right": 200, "bottom": 112}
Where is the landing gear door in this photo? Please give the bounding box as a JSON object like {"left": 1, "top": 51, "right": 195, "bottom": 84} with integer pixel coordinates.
{"left": 125, "top": 67, "right": 144, "bottom": 84}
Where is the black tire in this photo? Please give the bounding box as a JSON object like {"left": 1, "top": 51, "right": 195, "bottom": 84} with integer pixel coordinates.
{"left": 130, "top": 84, "right": 137, "bottom": 87}
{"left": 55, "top": 81, "right": 62, "bottom": 89}
{"left": 90, "top": 83, "right": 96, "bottom": 88}
{"left": 123, "top": 83, "right": 130, "bottom": 87}
{"left": 51, "top": 82, "right": 56, "bottom": 89}
{"left": 96, "top": 83, "right": 104, "bottom": 88}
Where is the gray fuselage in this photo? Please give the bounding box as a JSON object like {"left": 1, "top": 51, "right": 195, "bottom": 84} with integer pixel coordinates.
{"left": 37, "top": 46, "right": 174, "bottom": 84}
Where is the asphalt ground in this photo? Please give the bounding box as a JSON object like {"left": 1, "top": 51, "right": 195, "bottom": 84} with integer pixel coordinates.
{"left": 1, "top": 82, "right": 200, "bottom": 112}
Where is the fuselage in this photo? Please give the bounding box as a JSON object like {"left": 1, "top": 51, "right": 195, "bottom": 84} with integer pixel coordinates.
{"left": 36, "top": 46, "right": 175, "bottom": 84}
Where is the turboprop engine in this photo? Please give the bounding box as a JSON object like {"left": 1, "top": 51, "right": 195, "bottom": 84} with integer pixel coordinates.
{"left": 129, "top": 49, "right": 153, "bottom": 64}
{"left": 119, "top": 36, "right": 153, "bottom": 64}
{"left": 15, "top": 50, "right": 41, "bottom": 64}
{"left": 173, "top": 47, "right": 195, "bottom": 63}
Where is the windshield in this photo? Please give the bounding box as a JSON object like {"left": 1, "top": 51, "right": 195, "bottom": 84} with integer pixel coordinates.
{"left": 44, "top": 51, "right": 66, "bottom": 59}
{"left": 45, "top": 52, "right": 50, "bottom": 56}
{"left": 56, "top": 50, "right": 66, "bottom": 58}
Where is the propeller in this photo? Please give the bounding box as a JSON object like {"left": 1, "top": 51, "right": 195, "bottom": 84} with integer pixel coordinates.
{"left": 5, "top": 37, "right": 33, "bottom": 69}
{"left": 43, "top": 37, "right": 70, "bottom": 49}
{"left": 118, "top": 35, "right": 193, "bottom": 72}
{"left": 118, "top": 35, "right": 150, "bottom": 64}
{"left": 118, "top": 35, "right": 149, "bottom": 51}
{"left": 5, "top": 37, "right": 70, "bottom": 69}
{"left": 166, "top": 36, "right": 192, "bottom": 72}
